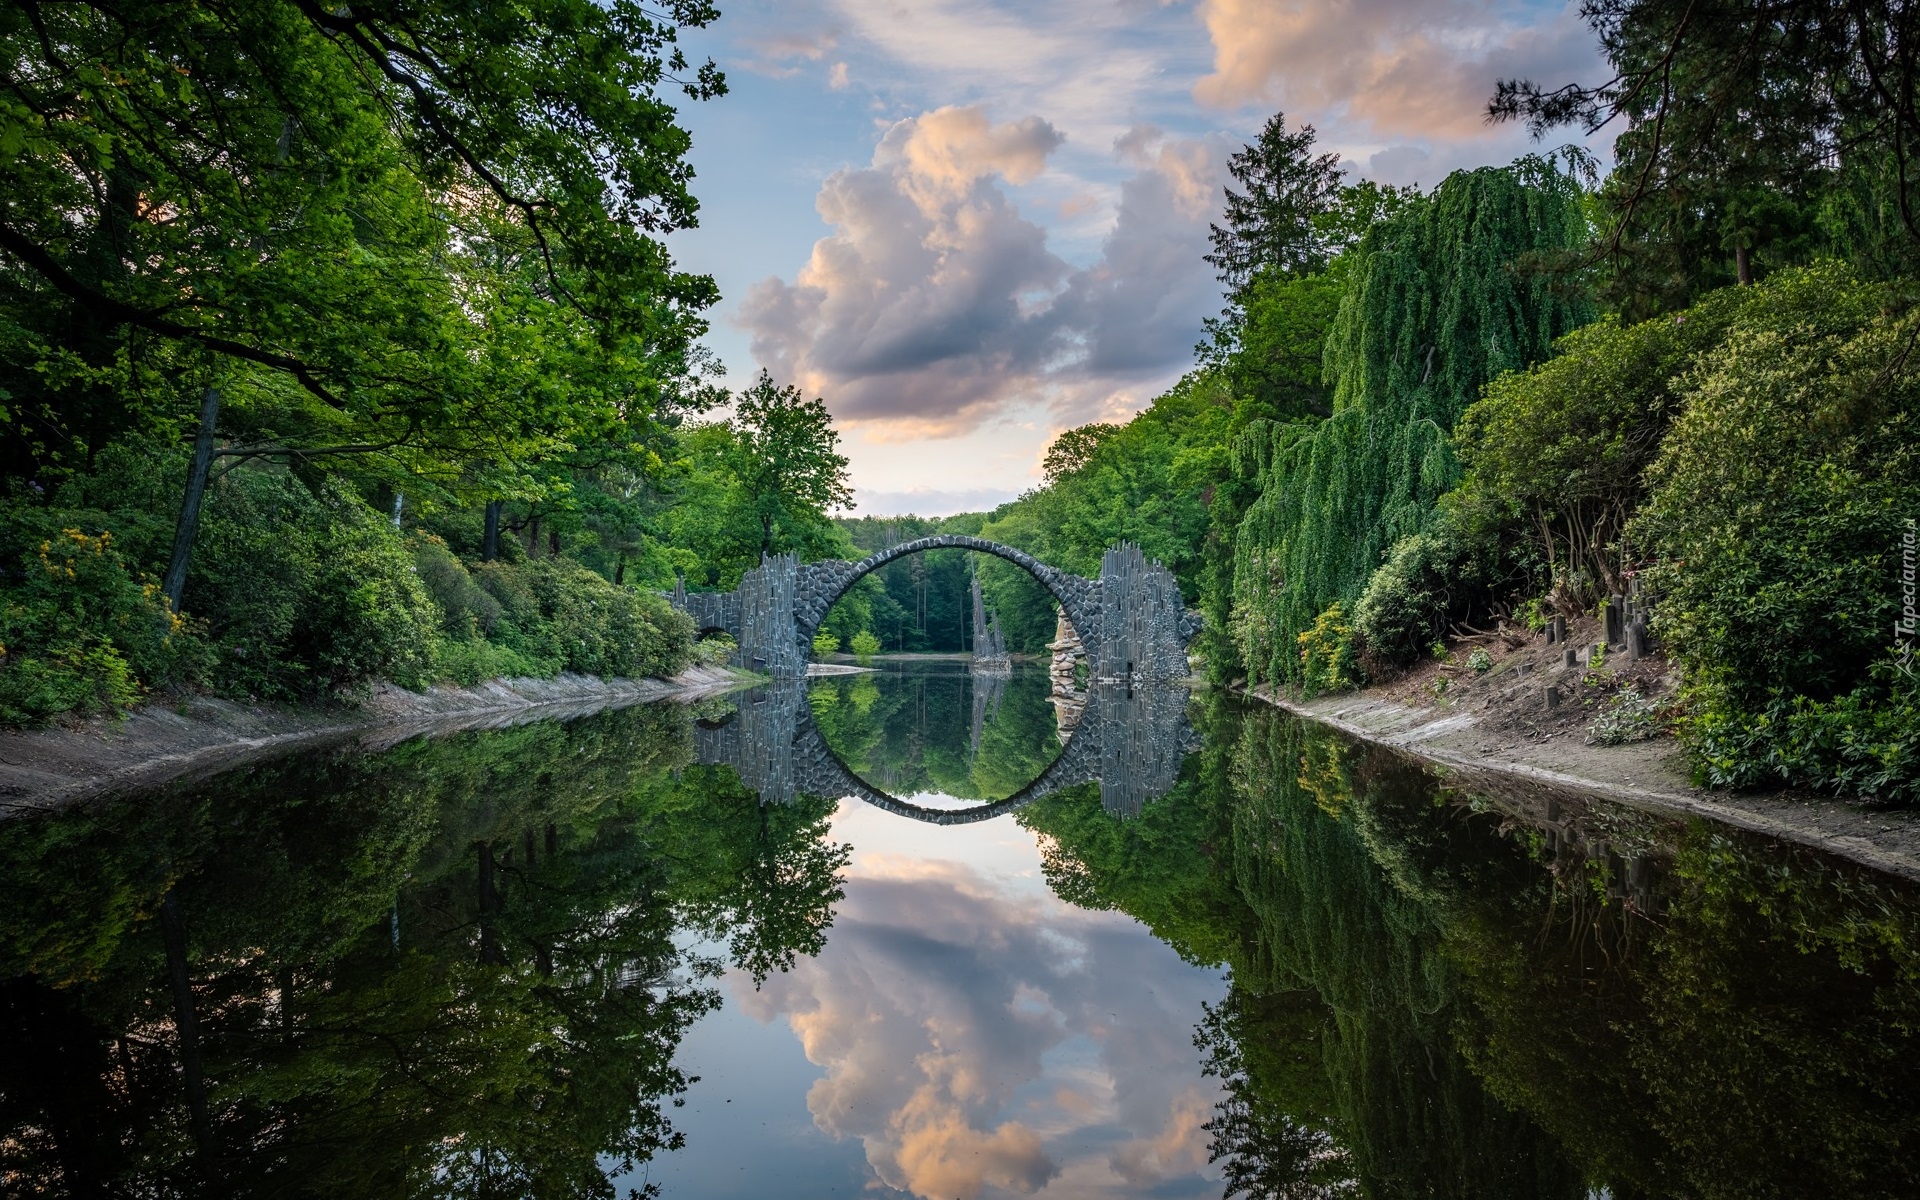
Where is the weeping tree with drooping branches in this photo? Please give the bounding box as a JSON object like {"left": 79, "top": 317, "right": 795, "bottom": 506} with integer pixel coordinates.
{"left": 1230, "top": 155, "right": 1595, "bottom": 688}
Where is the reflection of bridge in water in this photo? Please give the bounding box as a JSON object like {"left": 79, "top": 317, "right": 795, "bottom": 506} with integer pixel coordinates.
{"left": 694, "top": 678, "right": 1196, "bottom": 824}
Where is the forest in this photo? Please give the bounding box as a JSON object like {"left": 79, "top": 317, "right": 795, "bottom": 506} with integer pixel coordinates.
{"left": 2, "top": 1, "right": 1917, "bottom": 802}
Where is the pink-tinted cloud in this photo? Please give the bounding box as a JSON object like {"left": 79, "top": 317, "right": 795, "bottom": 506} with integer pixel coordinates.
{"left": 735, "top": 26, "right": 842, "bottom": 78}
{"left": 1194, "top": 0, "right": 1600, "bottom": 140}
{"left": 732, "top": 855, "right": 1226, "bottom": 1198}
{"left": 737, "top": 108, "right": 1225, "bottom": 438}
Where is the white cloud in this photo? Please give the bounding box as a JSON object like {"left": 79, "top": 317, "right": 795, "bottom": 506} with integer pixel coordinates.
{"left": 734, "top": 855, "right": 1225, "bottom": 1199}
{"left": 1193, "top": 0, "right": 1601, "bottom": 142}
{"left": 737, "top": 108, "right": 1224, "bottom": 438}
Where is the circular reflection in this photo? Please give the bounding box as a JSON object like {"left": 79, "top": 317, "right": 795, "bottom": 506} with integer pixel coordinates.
{"left": 808, "top": 659, "right": 1067, "bottom": 812}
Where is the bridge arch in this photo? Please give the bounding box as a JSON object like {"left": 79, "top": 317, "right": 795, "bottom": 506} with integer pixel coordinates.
{"left": 790, "top": 535, "right": 1098, "bottom": 661}
{"left": 669, "top": 536, "right": 1193, "bottom": 679}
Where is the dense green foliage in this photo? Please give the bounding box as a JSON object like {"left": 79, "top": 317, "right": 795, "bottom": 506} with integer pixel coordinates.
{"left": 1449, "top": 286, "right": 1755, "bottom": 606}
{"left": 1230, "top": 157, "right": 1592, "bottom": 686}
{"left": 1624, "top": 267, "right": 1920, "bottom": 800}
{"left": 0, "top": 445, "right": 698, "bottom": 718}
{"left": 0, "top": 0, "right": 724, "bottom": 489}
{"left": 0, "top": 0, "right": 870, "bottom": 726}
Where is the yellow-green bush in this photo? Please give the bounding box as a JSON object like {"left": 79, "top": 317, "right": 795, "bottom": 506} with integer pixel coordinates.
{"left": 1296, "top": 602, "right": 1361, "bottom": 697}
{"left": 0, "top": 520, "right": 202, "bottom": 725}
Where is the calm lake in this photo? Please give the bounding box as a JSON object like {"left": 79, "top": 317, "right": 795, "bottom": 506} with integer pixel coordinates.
{"left": 4, "top": 659, "right": 1918, "bottom": 1198}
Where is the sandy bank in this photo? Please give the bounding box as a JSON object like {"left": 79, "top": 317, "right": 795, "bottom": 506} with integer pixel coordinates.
{"left": 1246, "top": 683, "right": 1920, "bottom": 883}
{"left": 0, "top": 665, "right": 757, "bottom": 818}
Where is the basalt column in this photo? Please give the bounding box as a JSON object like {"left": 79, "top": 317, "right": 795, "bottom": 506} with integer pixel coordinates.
{"left": 736, "top": 554, "right": 806, "bottom": 677}
{"left": 1094, "top": 542, "right": 1191, "bottom": 682}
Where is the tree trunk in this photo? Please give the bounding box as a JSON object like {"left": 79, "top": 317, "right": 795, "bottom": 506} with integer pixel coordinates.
{"left": 548, "top": 526, "right": 560, "bottom": 557}
{"left": 482, "top": 500, "right": 501, "bottom": 561}
{"left": 162, "top": 387, "right": 221, "bottom": 611}
{"left": 1735, "top": 243, "right": 1752, "bottom": 286}
{"left": 526, "top": 515, "right": 541, "bottom": 557}
{"left": 614, "top": 553, "right": 626, "bottom": 586}
{"left": 159, "top": 890, "right": 214, "bottom": 1162}
{"left": 477, "top": 842, "right": 503, "bottom": 966}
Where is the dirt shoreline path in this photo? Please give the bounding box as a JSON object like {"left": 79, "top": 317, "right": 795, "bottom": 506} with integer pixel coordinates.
{"left": 1245, "top": 685, "right": 1920, "bottom": 883}
{"left": 0, "top": 665, "right": 757, "bottom": 819}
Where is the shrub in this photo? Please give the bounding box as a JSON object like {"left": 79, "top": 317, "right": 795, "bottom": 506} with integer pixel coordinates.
{"left": 0, "top": 518, "right": 202, "bottom": 726}
{"left": 1351, "top": 513, "right": 1503, "bottom": 673}
{"left": 850, "top": 630, "right": 881, "bottom": 660}
{"left": 690, "top": 634, "right": 736, "bottom": 667}
{"left": 1588, "top": 687, "right": 1665, "bottom": 746}
{"left": 1467, "top": 647, "right": 1492, "bottom": 673}
{"left": 428, "top": 636, "right": 549, "bottom": 687}
{"left": 1684, "top": 670, "right": 1920, "bottom": 804}
{"left": 1630, "top": 265, "right": 1920, "bottom": 801}
{"left": 412, "top": 536, "right": 502, "bottom": 637}
{"left": 811, "top": 630, "right": 840, "bottom": 657}
{"left": 474, "top": 559, "right": 692, "bottom": 679}
{"left": 182, "top": 475, "right": 440, "bottom": 698}
{"left": 1295, "top": 602, "right": 1360, "bottom": 696}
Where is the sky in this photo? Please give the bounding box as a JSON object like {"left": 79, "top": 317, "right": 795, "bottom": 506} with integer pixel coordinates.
{"left": 630, "top": 795, "right": 1231, "bottom": 1200}
{"left": 664, "top": 0, "right": 1609, "bottom": 517}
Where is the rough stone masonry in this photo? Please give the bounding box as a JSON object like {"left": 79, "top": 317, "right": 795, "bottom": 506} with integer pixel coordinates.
{"left": 670, "top": 536, "right": 1201, "bottom": 681}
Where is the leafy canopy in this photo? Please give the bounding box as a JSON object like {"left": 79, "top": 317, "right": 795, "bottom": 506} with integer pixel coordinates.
{"left": 0, "top": 0, "right": 725, "bottom": 486}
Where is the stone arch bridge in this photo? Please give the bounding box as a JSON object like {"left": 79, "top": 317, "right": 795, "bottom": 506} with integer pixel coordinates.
{"left": 693, "top": 678, "right": 1196, "bottom": 824}
{"left": 670, "top": 535, "right": 1200, "bottom": 680}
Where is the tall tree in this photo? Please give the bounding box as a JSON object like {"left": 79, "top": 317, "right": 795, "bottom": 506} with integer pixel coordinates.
{"left": 1204, "top": 112, "right": 1346, "bottom": 307}
{"left": 723, "top": 371, "right": 854, "bottom": 559}
{"left": 1485, "top": 0, "right": 1918, "bottom": 308}
{"left": 1230, "top": 156, "right": 1593, "bottom": 687}
{"left": 0, "top": 0, "right": 726, "bottom": 487}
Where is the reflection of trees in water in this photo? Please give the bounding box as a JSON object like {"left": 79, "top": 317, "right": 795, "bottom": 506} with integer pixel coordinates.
{"left": 809, "top": 663, "right": 1063, "bottom": 802}
{"left": 0, "top": 703, "right": 849, "bottom": 1197}
{"left": 1023, "top": 695, "right": 1920, "bottom": 1200}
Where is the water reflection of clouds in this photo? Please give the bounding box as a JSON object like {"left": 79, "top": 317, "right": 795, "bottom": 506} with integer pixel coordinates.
{"left": 730, "top": 799, "right": 1225, "bottom": 1199}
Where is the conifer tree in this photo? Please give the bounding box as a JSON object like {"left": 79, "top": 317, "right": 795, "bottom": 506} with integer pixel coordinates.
{"left": 1205, "top": 113, "right": 1346, "bottom": 306}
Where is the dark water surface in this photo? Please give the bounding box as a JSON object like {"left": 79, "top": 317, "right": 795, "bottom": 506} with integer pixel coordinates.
{"left": 5, "top": 660, "right": 1920, "bottom": 1198}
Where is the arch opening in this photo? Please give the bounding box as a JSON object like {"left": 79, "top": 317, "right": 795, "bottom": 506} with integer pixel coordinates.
{"left": 809, "top": 543, "right": 1064, "bottom": 658}
{"left": 795, "top": 536, "right": 1098, "bottom": 668}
